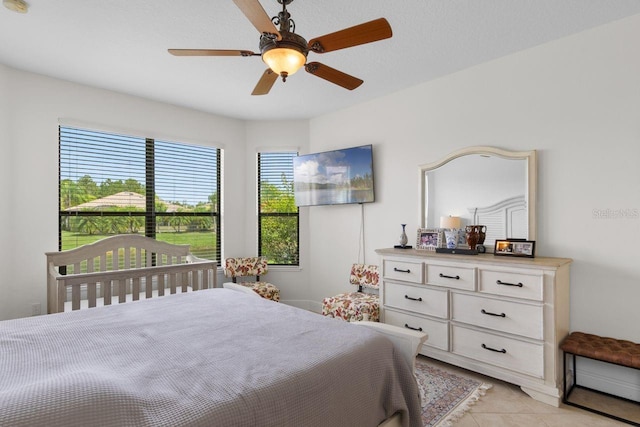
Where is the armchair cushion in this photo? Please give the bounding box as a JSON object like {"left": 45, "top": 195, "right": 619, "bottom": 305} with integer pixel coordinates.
{"left": 322, "top": 292, "right": 380, "bottom": 322}
{"left": 350, "top": 264, "right": 380, "bottom": 290}
{"left": 224, "top": 257, "right": 268, "bottom": 278}
{"left": 238, "top": 281, "right": 280, "bottom": 302}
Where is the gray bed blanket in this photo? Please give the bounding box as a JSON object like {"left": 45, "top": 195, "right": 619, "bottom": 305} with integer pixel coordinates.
{"left": 1, "top": 288, "right": 422, "bottom": 427}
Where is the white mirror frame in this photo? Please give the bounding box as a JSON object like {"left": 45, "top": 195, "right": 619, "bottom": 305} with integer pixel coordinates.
{"left": 419, "top": 146, "right": 537, "bottom": 242}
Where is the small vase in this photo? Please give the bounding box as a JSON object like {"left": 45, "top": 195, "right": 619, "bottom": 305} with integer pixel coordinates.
{"left": 399, "top": 224, "right": 408, "bottom": 247}
{"left": 444, "top": 229, "right": 458, "bottom": 249}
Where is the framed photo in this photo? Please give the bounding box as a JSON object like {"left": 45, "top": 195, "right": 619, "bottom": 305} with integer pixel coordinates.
{"left": 494, "top": 240, "right": 536, "bottom": 258}
{"left": 416, "top": 228, "right": 442, "bottom": 251}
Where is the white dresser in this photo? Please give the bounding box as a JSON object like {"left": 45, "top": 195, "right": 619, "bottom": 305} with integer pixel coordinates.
{"left": 376, "top": 248, "right": 572, "bottom": 406}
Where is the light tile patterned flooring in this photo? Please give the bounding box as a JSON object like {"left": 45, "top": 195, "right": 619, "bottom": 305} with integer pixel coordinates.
{"left": 425, "top": 358, "right": 638, "bottom": 426}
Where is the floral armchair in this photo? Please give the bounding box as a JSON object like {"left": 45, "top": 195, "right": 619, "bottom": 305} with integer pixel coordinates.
{"left": 223, "top": 257, "right": 280, "bottom": 302}
{"left": 322, "top": 264, "right": 380, "bottom": 322}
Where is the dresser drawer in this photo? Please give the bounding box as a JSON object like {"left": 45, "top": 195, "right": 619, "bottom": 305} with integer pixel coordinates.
{"left": 426, "top": 263, "right": 475, "bottom": 291}
{"left": 384, "top": 259, "right": 424, "bottom": 284}
{"left": 384, "top": 309, "right": 449, "bottom": 351}
{"left": 479, "top": 268, "right": 543, "bottom": 301}
{"left": 384, "top": 282, "right": 448, "bottom": 319}
{"left": 451, "top": 325, "right": 544, "bottom": 378}
{"left": 452, "top": 293, "right": 543, "bottom": 340}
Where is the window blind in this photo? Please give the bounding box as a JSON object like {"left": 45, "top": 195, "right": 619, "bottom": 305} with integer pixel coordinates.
{"left": 59, "top": 126, "right": 220, "bottom": 262}
{"left": 258, "top": 152, "right": 299, "bottom": 265}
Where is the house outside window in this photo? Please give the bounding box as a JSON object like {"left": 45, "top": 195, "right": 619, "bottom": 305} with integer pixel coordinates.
{"left": 258, "top": 151, "right": 299, "bottom": 265}
{"left": 59, "top": 126, "right": 221, "bottom": 263}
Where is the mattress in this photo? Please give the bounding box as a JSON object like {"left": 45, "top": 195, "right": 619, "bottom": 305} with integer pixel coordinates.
{"left": 0, "top": 288, "right": 422, "bottom": 427}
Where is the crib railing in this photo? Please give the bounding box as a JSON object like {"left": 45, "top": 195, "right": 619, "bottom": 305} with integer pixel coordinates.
{"left": 46, "top": 235, "right": 217, "bottom": 313}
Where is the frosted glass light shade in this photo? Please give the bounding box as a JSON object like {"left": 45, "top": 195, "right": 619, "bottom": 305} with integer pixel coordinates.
{"left": 262, "top": 48, "right": 306, "bottom": 76}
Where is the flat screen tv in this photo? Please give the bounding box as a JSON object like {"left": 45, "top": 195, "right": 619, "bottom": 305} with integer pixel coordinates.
{"left": 293, "top": 144, "right": 375, "bottom": 207}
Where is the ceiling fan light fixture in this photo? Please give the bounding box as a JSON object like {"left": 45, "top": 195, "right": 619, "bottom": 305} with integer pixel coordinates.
{"left": 262, "top": 47, "right": 306, "bottom": 77}
{"left": 259, "top": 29, "right": 308, "bottom": 81}
{"left": 169, "top": 1, "right": 392, "bottom": 95}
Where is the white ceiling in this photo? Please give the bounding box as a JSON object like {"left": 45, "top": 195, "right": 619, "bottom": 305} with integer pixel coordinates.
{"left": 2, "top": 1, "right": 640, "bottom": 121}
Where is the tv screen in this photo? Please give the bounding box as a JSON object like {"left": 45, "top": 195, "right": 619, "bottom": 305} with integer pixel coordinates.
{"left": 293, "top": 144, "right": 375, "bottom": 207}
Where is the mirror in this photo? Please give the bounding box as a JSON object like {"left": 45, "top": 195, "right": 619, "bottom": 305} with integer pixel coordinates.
{"left": 419, "top": 146, "right": 537, "bottom": 248}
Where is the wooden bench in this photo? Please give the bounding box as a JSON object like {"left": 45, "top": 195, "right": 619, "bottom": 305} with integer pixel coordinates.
{"left": 46, "top": 235, "right": 217, "bottom": 313}
{"left": 561, "top": 331, "right": 640, "bottom": 426}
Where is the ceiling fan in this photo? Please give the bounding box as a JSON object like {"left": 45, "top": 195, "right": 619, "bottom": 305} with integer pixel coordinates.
{"left": 168, "top": 0, "right": 392, "bottom": 95}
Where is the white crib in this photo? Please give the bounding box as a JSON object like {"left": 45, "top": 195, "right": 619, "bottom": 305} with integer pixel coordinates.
{"left": 46, "top": 234, "right": 217, "bottom": 313}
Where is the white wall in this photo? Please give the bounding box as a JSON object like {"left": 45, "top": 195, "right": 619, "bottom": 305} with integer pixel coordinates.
{"left": 0, "top": 66, "right": 251, "bottom": 320}
{"left": 308, "top": 14, "right": 640, "bottom": 345}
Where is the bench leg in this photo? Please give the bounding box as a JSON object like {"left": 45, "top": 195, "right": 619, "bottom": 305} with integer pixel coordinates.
{"left": 562, "top": 351, "right": 570, "bottom": 403}
{"left": 562, "top": 353, "right": 640, "bottom": 426}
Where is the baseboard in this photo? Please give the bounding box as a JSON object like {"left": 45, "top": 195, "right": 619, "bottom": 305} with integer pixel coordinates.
{"left": 576, "top": 358, "right": 640, "bottom": 401}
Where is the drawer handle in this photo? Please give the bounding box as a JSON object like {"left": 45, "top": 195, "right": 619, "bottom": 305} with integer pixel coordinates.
{"left": 496, "top": 279, "right": 523, "bottom": 288}
{"left": 439, "top": 273, "right": 460, "bottom": 280}
{"left": 482, "top": 343, "right": 507, "bottom": 354}
{"left": 394, "top": 267, "right": 411, "bottom": 273}
{"left": 404, "top": 295, "right": 423, "bottom": 302}
{"left": 481, "top": 309, "right": 506, "bottom": 318}
{"left": 404, "top": 323, "right": 423, "bottom": 332}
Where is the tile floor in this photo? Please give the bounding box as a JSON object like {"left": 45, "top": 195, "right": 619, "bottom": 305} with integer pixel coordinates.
{"left": 425, "top": 358, "right": 639, "bottom": 426}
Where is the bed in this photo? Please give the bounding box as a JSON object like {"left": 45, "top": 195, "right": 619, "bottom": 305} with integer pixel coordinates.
{"left": 0, "top": 288, "right": 424, "bottom": 427}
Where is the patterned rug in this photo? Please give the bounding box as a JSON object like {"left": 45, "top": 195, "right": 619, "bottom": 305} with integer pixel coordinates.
{"left": 415, "top": 356, "right": 492, "bottom": 427}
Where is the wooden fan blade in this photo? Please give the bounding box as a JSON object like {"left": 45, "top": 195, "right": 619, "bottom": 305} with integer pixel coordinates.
{"left": 308, "top": 18, "right": 392, "bottom": 53}
{"left": 305, "top": 62, "right": 363, "bottom": 90}
{"left": 233, "top": 0, "right": 282, "bottom": 40}
{"left": 252, "top": 69, "right": 279, "bottom": 95}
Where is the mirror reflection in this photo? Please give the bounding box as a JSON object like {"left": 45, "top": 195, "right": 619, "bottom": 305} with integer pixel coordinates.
{"left": 420, "top": 147, "right": 536, "bottom": 248}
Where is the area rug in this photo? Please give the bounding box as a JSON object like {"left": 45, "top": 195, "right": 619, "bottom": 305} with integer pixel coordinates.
{"left": 415, "top": 357, "right": 492, "bottom": 427}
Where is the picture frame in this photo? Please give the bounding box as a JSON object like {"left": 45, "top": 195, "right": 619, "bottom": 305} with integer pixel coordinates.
{"left": 416, "top": 228, "right": 442, "bottom": 251}
{"left": 494, "top": 239, "right": 536, "bottom": 258}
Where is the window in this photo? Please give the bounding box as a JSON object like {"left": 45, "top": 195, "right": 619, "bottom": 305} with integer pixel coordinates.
{"left": 258, "top": 151, "right": 299, "bottom": 265}
{"left": 59, "top": 126, "right": 221, "bottom": 262}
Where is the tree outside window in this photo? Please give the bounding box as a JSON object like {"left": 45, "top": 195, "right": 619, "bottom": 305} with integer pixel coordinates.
{"left": 258, "top": 152, "right": 299, "bottom": 265}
